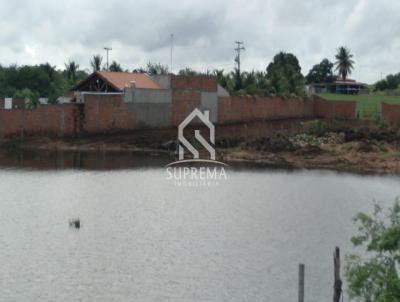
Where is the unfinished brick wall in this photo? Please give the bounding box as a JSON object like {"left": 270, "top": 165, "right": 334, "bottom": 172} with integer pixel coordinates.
{"left": 382, "top": 103, "right": 400, "bottom": 126}
{"left": 83, "top": 94, "right": 135, "bottom": 134}
{"left": 170, "top": 76, "right": 218, "bottom": 126}
{"left": 0, "top": 104, "right": 77, "bottom": 139}
{"left": 171, "top": 75, "right": 217, "bottom": 92}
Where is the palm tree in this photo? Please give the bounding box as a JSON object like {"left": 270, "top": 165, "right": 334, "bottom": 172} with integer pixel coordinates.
{"left": 334, "top": 47, "right": 355, "bottom": 80}
{"left": 64, "top": 61, "right": 79, "bottom": 82}
{"left": 90, "top": 55, "right": 103, "bottom": 72}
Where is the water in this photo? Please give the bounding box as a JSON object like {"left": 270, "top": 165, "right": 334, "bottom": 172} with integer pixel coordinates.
{"left": 0, "top": 152, "right": 399, "bottom": 302}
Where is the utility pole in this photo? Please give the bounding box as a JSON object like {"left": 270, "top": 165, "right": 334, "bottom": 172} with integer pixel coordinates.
{"left": 170, "top": 34, "right": 174, "bottom": 74}
{"left": 234, "top": 41, "right": 245, "bottom": 73}
{"left": 104, "top": 47, "right": 112, "bottom": 71}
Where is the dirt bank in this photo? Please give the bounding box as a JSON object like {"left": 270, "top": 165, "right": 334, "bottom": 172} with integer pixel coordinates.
{"left": 2, "top": 120, "right": 400, "bottom": 174}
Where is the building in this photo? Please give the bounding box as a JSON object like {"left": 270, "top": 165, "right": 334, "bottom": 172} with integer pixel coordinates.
{"left": 307, "top": 78, "right": 368, "bottom": 95}
{"left": 72, "top": 71, "right": 163, "bottom": 92}
{"left": 72, "top": 71, "right": 229, "bottom": 127}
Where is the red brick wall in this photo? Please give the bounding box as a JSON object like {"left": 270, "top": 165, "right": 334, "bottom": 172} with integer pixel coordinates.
{"left": 382, "top": 103, "right": 400, "bottom": 126}
{"left": 218, "top": 96, "right": 315, "bottom": 124}
{"left": 171, "top": 75, "right": 217, "bottom": 92}
{"left": 313, "top": 96, "right": 356, "bottom": 119}
{"left": 0, "top": 104, "right": 77, "bottom": 139}
{"left": 217, "top": 95, "right": 357, "bottom": 124}
{"left": 83, "top": 94, "right": 135, "bottom": 134}
{"left": 170, "top": 76, "right": 218, "bottom": 126}
{"left": 170, "top": 90, "right": 201, "bottom": 126}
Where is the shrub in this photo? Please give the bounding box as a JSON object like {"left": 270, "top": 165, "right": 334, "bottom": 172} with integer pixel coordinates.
{"left": 304, "top": 120, "right": 327, "bottom": 136}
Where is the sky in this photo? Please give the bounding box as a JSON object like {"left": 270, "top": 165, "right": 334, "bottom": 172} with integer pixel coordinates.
{"left": 0, "top": 0, "right": 399, "bottom": 84}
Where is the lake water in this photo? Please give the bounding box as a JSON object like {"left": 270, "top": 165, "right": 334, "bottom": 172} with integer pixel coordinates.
{"left": 0, "top": 151, "right": 399, "bottom": 302}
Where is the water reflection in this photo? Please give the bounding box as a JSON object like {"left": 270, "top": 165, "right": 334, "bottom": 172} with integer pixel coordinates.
{"left": 0, "top": 150, "right": 171, "bottom": 170}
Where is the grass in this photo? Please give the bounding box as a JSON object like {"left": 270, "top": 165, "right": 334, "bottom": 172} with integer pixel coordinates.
{"left": 317, "top": 93, "right": 400, "bottom": 120}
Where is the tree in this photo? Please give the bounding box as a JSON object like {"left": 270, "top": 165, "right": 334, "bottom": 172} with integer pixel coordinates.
{"left": 109, "top": 61, "right": 123, "bottom": 72}
{"left": 146, "top": 62, "right": 169, "bottom": 75}
{"left": 374, "top": 73, "right": 400, "bottom": 91}
{"left": 178, "top": 67, "right": 200, "bottom": 76}
{"left": 306, "top": 59, "right": 334, "bottom": 84}
{"left": 64, "top": 61, "right": 79, "bottom": 82}
{"left": 345, "top": 200, "right": 400, "bottom": 302}
{"left": 335, "top": 46, "right": 355, "bottom": 80}
{"left": 90, "top": 55, "right": 103, "bottom": 72}
{"left": 14, "top": 88, "right": 39, "bottom": 109}
{"left": 266, "top": 52, "right": 305, "bottom": 95}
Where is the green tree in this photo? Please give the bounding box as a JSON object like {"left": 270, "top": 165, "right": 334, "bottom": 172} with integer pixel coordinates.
{"left": 146, "top": 62, "right": 169, "bottom": 75}
{"left": 306, "top": 59, "right": 334, "bottom": 84}
{"left": 64, "top": 61, "right": 79, "bottom": 82}
{"left": 266, "top": 52, "right": 305, "bottom": 95}
{"left": 178, "top": 67, "right": 200, "bottom": 76}
{"left": 90, "top": 55, "right": 103, "bottom": 72}
{"left": 14, "top": 88, "right": 39, "bottom": 109}
{"left": 109, "top": 61, "right": 123, "bottom": 72}
{"left": 334, "top": 46, "right": 355, "bottom": 80}
{"left": 374, "top": 73, "right": 400, "bottom": 91}
{"left": 345, "top": 200, "right": 400, "bottom": 302}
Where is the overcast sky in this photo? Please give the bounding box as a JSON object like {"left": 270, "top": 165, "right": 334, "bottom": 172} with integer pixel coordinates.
{"left": 0, "top": 0, "right": 398, "bottom": 83}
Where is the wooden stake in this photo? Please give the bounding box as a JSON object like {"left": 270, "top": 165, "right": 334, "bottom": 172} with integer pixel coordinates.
{"left": 333, "top": 247, "right": 342, "bottom": 302}
{"left": 299, "top": 263, "right": 305, "bottom": 302}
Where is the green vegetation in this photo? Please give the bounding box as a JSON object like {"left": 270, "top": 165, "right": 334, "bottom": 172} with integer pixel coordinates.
{"left": 346, "top": 201, "right": 400, "bottom": 302}
{"left": 374, "top": 73, "right": 400, "bottom": 92}
{"left": 303, "top": 120, "right": 328, "bottom": 136}
{"left": 306, "top": 58, "right": 334, "bottom": 84}
{"left": 109, "top": 61, "right": 123, "bottom": 72}
{"left": 0, "top": 63, "right": 87, "bottom": 104}
{"left": 334, "top": 46, "right": 354, "bottom": 81}
{"left": 179, "top": 51, "right": 306, "bottom": 96}
{"left": 90, "top": 55, "right": 103, "bottom": 72}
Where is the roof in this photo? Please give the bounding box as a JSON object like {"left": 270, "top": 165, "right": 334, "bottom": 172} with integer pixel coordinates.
{"left": 311, "top": 80, "right": 366, "bottom": 87}
{"left": 96, "top": 71, "right": 163, "bottom": 90}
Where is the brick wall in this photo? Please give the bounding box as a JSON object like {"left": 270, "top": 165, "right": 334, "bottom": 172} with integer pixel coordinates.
{"left": 171, "top": 75, "right": 217, "bottom": 92}
{"left": 83, "top": 94, "right": 135, "bottom": 134}
{"left": 313, "top": 95, "right": 356, "bottom": 119}
{"left": 170, "top": 76, "right": 218, "bottom": 126}
{"left": 217, "top": 96, "right": 315, "bottom": 124}
{"left": 217, "top": 95, "right": 357, "bottom": 124}
{"left": 382, "top": 103, "right": 400, "bottom": 126}
{"left": 1, "top": 91, "right": 398, "bottom": 140}
{"left": 0, "top": 104, "right": 77, "bottom": 139}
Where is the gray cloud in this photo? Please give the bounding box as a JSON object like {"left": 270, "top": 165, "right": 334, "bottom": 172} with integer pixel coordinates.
{"left": 0, "top": 0, "right": 398, "bottom": 83}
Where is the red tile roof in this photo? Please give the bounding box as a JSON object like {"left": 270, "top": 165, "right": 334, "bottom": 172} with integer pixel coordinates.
{"left": 96, "top": 71, "right": 163, "bottom": 90}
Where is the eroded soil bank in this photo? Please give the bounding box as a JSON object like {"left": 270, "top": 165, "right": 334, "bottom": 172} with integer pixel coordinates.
{"left": 2, "top": 119, "right": 400, "bottom": 174}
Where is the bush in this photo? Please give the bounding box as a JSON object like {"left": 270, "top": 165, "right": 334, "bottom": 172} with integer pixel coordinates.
{"left": 304, "top": 120, "right": 327, "bottom": 136}
{"left": 345, "top": 200, "right": 400, "bottom": 302}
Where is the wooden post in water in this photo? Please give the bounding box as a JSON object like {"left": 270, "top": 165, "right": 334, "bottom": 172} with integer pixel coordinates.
{"left": 299, "top": 263, "right": 305, "bottom": 302}
{"left": 333, "top": 247, "right": 342, "bottom": 302}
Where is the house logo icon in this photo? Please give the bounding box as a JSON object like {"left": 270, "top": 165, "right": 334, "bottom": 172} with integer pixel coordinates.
{"left": 165, "top": 108, "right": 228, "bottom": 186}
{"left": 178, "top": 108, "right": 215, "bottom": 161}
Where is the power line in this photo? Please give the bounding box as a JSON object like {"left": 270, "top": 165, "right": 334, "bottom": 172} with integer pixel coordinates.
{"left": 234, "top": 41, "right": 245, "bottom": 74}
{"left": 104, "top": 47, "right": 112, "bottom": 71}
